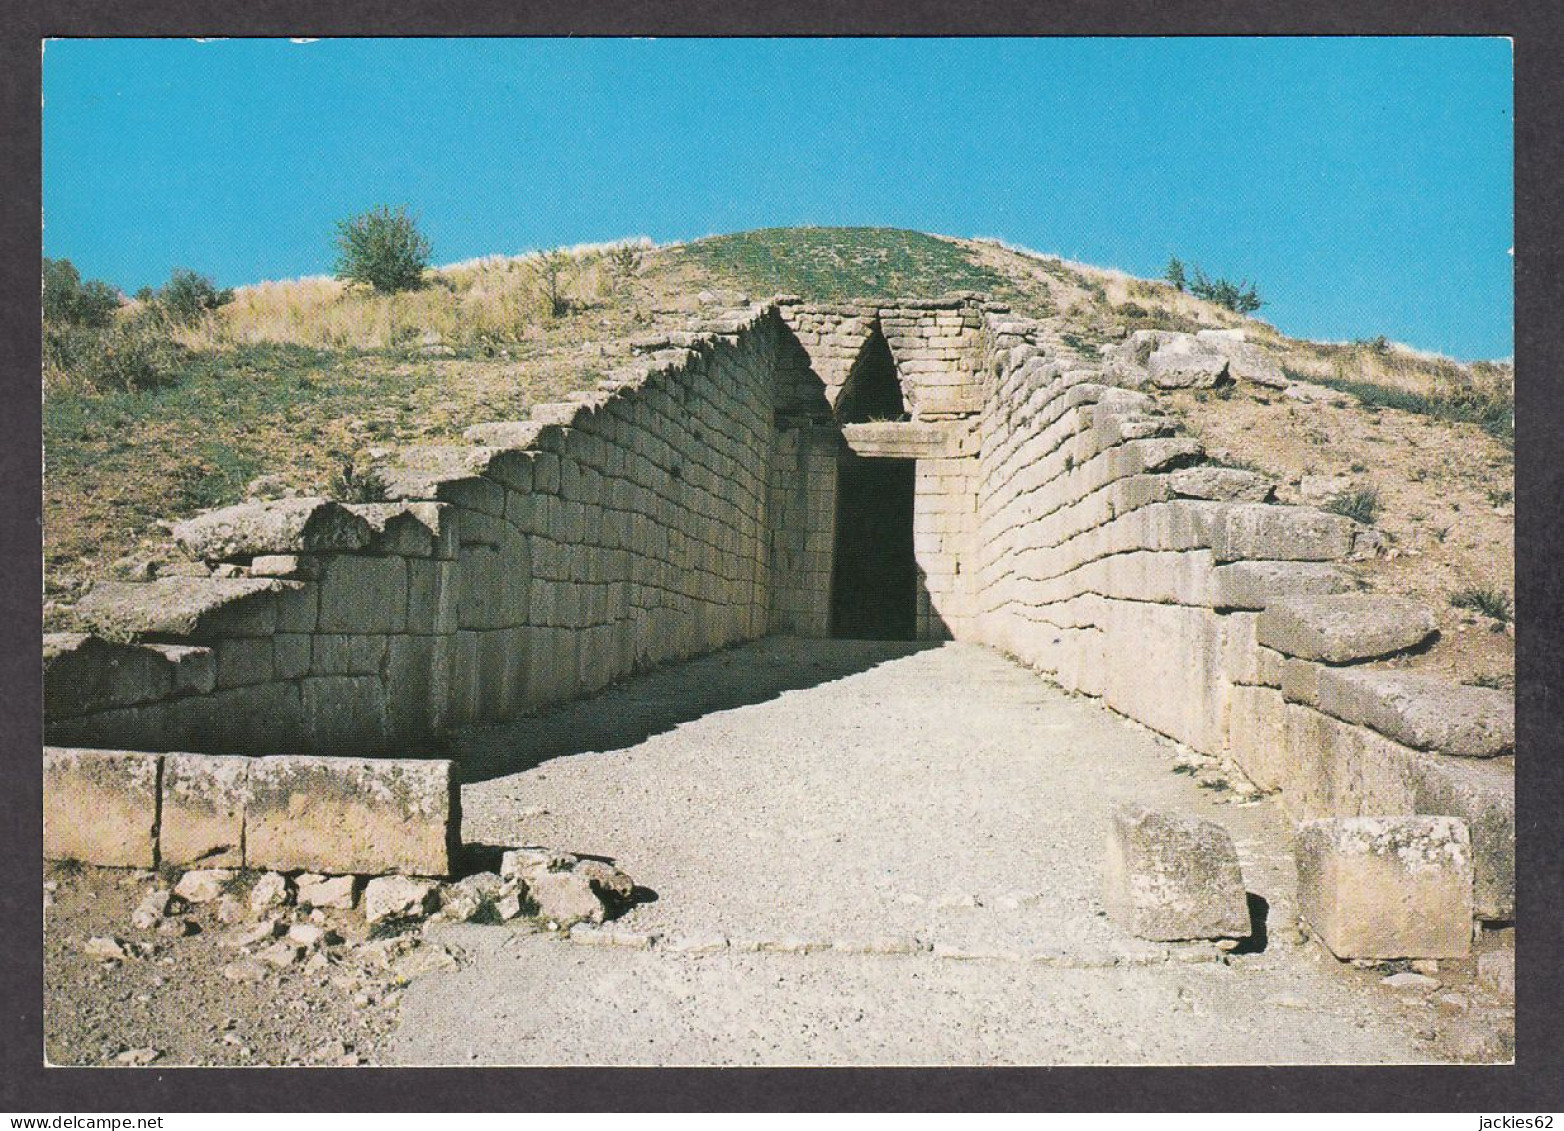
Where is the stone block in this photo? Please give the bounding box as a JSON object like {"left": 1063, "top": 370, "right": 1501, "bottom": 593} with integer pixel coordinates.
{"left": 74, "top": 577, "right": 290, "bottom": 640}
{"left": 172, "top": 498, "right": 373, "bottom": 562}
{"left": 1209, "top": 505, "right": 1355, "bottom": 563}
{"left": 301, "top": 676, "right": 389, "bottom": 756}
{"left": 1258, "top": 594, "right": 1439, "bottom": 663}
{"left": 310, "top": 634, "right": 388, "bottom": 676}
{"left": 317, "top": 556, "right": 408, "bottom": 634}
{"left": 160, "top": 752, "right": 250, "bottom": 867}
{"left": 340, "top": 503, "right": 447, "bottom": 557}
{"left": 1102, "top": 805, "right": 1250, "bottom": 940}
{"left": 1147, "top": 346, "right": 1229, "bottom": 388}
{"left": 1165, "top": 467, "right": 1275, "bottom": 503}
{"left": 43, "top": 747, "right": 160, "bottom": 867}
{"left": 44, "top": 634, "right": 175, "bottom": 718}
{"left": 1294, "top": 816, "right": 1473, "bottom": 959}
{"left": 1314, "top": 668, "right": 1514, "bottom": 758}
{"left": 273, "top": 634, "right": 312, "bottom": 680}
{"left": 1210, "top": 560, "right": 1357, "bottom": 611}
{"left": 215, "top": 637, "right": 273, "bottom": 689}
{"left": 245, "top": 756, "right": 459, "bottom": 876}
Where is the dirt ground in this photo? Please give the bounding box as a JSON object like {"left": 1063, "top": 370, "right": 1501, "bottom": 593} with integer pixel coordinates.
{"left": 1163, "top": 381, "right": 1514, "bottom": 688}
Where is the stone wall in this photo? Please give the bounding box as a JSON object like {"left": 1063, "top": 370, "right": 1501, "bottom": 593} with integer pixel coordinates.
{"left": 48, "top": 305, "right": 791, "bottom": 756}
{"left": 968, "top": 316, "right": 1515, "bottom": 920}
{"left": 41, "top": 296, "right": 1515, "bottom": 926}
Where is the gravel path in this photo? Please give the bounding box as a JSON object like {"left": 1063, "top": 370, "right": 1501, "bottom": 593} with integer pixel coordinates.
{"left": 389, "top": 638, "right": 1456, "bottom": 1065}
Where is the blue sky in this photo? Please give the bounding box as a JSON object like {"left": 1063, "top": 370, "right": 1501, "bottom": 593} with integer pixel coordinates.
{"left": 42, "top": 37, "right": 1513, "bottom": 359}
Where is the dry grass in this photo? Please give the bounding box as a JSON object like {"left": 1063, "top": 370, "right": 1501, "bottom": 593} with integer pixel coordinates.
{"left": 175, "top": 239, "right": 656, "bottom": 353}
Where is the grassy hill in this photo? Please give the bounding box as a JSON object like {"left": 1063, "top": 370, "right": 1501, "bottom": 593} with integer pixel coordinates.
{"left": 43, "top": 226, "right": 1513, "bottom": 684}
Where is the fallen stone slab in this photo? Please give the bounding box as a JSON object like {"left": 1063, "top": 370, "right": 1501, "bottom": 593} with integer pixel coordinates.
{"left": 1199, "top": 338, "right": 1289, "bottom": 388}
{"left": 527, "top": 869, "right": 607, "bottom": 925}
{"left": 44, "top": 748, "right": 160, "bottom": 868}
{"left": 1101, "top": 805, "right": 1251, "bottom": 941}
{"left": 1295, "top": 816, "right": 1473, "bottom": 960}
{"left": 1147, "top": 347, "right": 1230, "bottom": 388}
{"left": 363, "top": 876, "right": 441, "bottom": 924}
{"left": 1258, "top": 594, "right": 1439, "bottom": 663}
{"left": 172, "top": 498, "right": 373, "bottom": 562}
{"left": 174, "top": 869, "right": 233, "bottom": 904}
{"left": 1209, "top": 505, "right": 1356, "bottom": 563}
{"left": 1165, "top": 467, "right": 1275, "bottom": 503}
{"left": 159, "top": 752, "right": 250, "bottom": 867}
{"left": 1210, "top": 560, "right": 1357, "bottom": 611}
{"left": 296, "top": 874, "right": 357, "bottom": 910}
{"left": 245, "top": 756, "right": 459, "bottom": 876}
{"left": 1313, "top": 669, "right": 1514, "bottom": 758}
{"left": 73, "top": 576, "right": 299, "bottom": 640}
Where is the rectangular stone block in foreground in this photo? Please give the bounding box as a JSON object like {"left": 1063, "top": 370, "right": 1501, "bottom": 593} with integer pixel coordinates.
{"left": 1102, "top": 805, "right": 1251, "bottom": 941}
{"left": 1295, "top": 816, "right": 1472, "bottom": 960}
{"left": 44, "top": 747, "right": 161, "bottom": 868}
{"left": 245, "top": 755, "right": 458, "bottom": 876}
{"left": 160, "top": 752, "right": 250, "bottom": 867}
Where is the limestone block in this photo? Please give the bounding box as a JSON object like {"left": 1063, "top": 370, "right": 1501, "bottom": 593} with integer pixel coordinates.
{"left": 1199, "top": 338, "right": 1289, "bottom": 387}
{"left": 301, "top": 676, "right": 389, "bottom": 755}
{"left": 375, "top": 446, "right": 506, "bottom": 516}
{"left": 1147, "top": 346, "right": 1229, "bottom": 388}
{"left": 342, "top": 503, "right": 450, "bottom": 558}
{"left": 1210, "top": 560, "right": 1357, "bottom": 611}
{"left": 173, "top": 498, "right": 373, "bottom": 562}
{"left": 160, "top": 752, "right": 250, "bottom": 867}
{"left": 1294, "top": 816, "right": 1472, "bottom": 959}
{"left": 385, "top": 635, "right": 437, "bottom": 740}
{"left": 44, "top": 634, "right": 175, "bottom": 718}
{"left": 74, "top": 577, "right": 291, "bottom": 640}
{"left": 317, "top": 556, "right": 408, "bottom": 634}
{"left": 310, "top": 634, "right": 387, "bottom": 676}
{"left": 1279, "top": 703, "right": 1513, "bottom": 919}
{"left": 272, "top": 634, "right": 312, "bottom": 680}
{"left": 245, "top": 756, "right": 458, "bottom": 876}
{"left": 1227, "top": 684, "right": 1289, "bottom": 791}
{"left": 1166, "top": 467, "right": 1275, "bottom": 503}
{"left": 407, "top": 559, "right": 459, "bottom": 634}
{"left": 1314, "top": 669, "right": 1513, "bottom": 758}
{"left": 1280, "top": 658, "right": 1322, "bottom": 707}
{"left": 1257, "top": 594, "right": 1438, "bottom": 663}
{"left": 215, "top": 638, "right": 274, "bottom": 689}
{"left": 1102, "top": 805, "right": 1250, "bottom": 940}
{"left": 43, "top": 747, "right": 160, "bottom": 867}
{"left": 1209, "top": 505, "right": 1355, "bottom": 563}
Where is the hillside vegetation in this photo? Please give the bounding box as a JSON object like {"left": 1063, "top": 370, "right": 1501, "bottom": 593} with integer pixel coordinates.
{"left": 44, "top": 227, "right": 1513, "bottom": 681}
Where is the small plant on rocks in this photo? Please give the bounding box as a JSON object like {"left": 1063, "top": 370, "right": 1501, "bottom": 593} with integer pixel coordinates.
{"left": 1325, "top": 487, "right": 1381, "bottom": 525}
{"left": 1450, "top": 586, "right": 1512, "bottom": 624}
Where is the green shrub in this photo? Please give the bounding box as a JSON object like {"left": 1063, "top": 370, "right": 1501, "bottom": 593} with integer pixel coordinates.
{"left": 43, "top": 257, "right": 122, "bottom": 328}
{"left": 532, "top": 250, "right": 571, "bottom": 317}
{"left": 156, "top": 268, "right": 234, "bottom": 325}
{"left": 1325, "top": 487, "right": 1381, "bottom": 525}
{"left": 1163, "top": 257, "right": 1187, "bottom": 292}
{"left": 333, "top": 205, "right": 432, "bottom": 293}
{"left": 1450, "top": 586, "right": 1512, "bottom": 623}
{"left": 1188, "top": 266, "right": 1264, "bottom": 313}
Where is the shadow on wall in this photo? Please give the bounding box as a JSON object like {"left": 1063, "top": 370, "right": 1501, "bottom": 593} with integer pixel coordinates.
{"left": 456, "top": 635, "right": 940, "bottom": 783}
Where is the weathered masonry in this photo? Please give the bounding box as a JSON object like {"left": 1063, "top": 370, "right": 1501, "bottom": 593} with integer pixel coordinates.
{"left": 44, "top": 296, "right": 1514, "bottom": 925}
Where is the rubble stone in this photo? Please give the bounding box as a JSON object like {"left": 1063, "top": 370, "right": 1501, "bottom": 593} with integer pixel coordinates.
{"left": 1101, "top": 805, "right": 1250, "bottom": 941}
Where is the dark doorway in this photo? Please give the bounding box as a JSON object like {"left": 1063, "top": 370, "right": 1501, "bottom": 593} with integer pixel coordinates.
{"left": 830, "top": 457, "right": 917, "bottom": 640}
{"left": 834, "top": 323, "right": 909, "bottom": 424}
